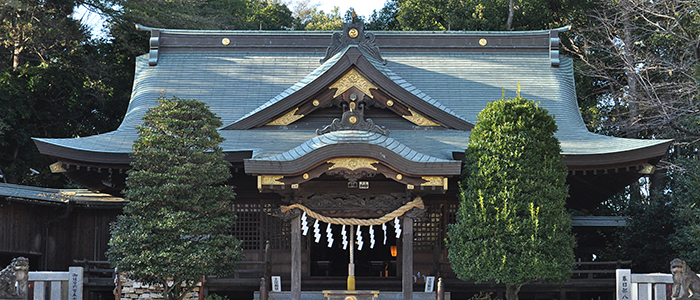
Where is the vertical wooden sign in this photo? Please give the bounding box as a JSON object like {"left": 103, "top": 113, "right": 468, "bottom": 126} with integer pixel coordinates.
{"left": 69, "top": 267, "right": 84, "bottom": 300}
{"left": 616, "top": 269, "right": 632, "bottom": 300}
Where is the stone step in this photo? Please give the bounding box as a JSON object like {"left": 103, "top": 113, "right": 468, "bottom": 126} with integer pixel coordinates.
{"left": 253, "top": 291, "right": 449, "bottom": 300}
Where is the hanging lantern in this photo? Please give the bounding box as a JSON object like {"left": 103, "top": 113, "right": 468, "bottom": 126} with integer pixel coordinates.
{"left": 390, "top": 245, "right": 397, "bottom": 257}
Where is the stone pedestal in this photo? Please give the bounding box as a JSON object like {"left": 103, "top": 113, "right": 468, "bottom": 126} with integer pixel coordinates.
{"left": 322, "top": 290, "right": 379, "bottom": 300}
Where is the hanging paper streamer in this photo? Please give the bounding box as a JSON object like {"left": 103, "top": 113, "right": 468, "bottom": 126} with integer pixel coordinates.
{"left": 341, "top": 225, "right": 348, "bottom": 250}
{"left": 301, "top": 212, "right": 309, "bottom": 236}
{"left": 313, "top": 219, "right": 321, "bottom": 243}
{"left": 394, "top": 217, "right": 401, "bottom": 238}
{"left": 356, "top": 225, "right": 364, "bottom": 251}
{"left": 326, "top": 223, "right": 334, "bottom": 248}
{"left": 369, "top": 225, "right": 375, "bottom": 249}
{"left": 382, "top": 223, "right": 387, "bottom": 245}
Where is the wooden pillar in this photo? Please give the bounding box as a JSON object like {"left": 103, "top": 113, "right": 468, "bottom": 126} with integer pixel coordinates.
{"left": 291, "top": 215, "right": 301, "bottom": 300}
{"left": 402, "top": 216, "right": 413, "bottom": 300}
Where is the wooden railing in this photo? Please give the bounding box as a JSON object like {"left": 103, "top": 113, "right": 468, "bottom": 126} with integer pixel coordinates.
{"left": 72, "top": 260, "right": 115, "bottom": 287}
{"left": 572, "top": 261, "right": 632, "bottom": 280}
{"left": 28, "top": 267, "right": 83, "bottom": 300}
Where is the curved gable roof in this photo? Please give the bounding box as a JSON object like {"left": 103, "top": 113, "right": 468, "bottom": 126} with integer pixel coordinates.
{"left": 244, "top": 130, "right": 461, "bottom": 176}
{"left": 33, "top": 26, "right": 670, "bottom": 174}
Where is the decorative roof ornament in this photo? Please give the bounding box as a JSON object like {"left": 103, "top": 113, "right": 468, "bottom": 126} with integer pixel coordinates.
{"left": 320, "top": 22, "right": 387, "bottom": 65}
{"left": 316, "top": 98, "right": 389, "bottom": 136}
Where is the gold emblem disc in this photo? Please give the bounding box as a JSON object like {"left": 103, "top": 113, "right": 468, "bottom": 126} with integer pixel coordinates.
{"left": 348, "top": 28, "right": 359, "bottom": 38}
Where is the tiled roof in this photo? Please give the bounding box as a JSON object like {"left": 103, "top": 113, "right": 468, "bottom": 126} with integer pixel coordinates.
{"left": 251, "top": 130, "right": 452, "bottom": 163}
{"left": 0, "top": 183, "right": 125, "bottom": 206}
{"left": 33, "top": 29, "right": 671, "bottom": 168}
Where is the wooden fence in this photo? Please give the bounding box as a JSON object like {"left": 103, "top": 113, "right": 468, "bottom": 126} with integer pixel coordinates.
{"left": 616, "top": 270, "right": 672, "bottom": 300}
{"left": 28, "top": 267, "right": 83, "bottom": 300}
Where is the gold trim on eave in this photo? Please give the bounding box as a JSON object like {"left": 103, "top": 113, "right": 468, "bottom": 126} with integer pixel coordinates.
{"left": 327, "top": 158, "right": 378, "bottom": 171}
{"left": 639, "top": 163, "right": 656, "bottom": 175}
{"left": 403, "top": 109, "right": 441, "bottom": 126}
{"left": 266, "top": 108, "right": 304, "bottom": 126}
{"left": 50, "top": 162, "right": 67, "bottom": 173}
{"left": 258, "top": 175, "right": 285, "bottom": 190}
{"left": 421, "top": 176, "right": 448, "bottom": 190}
{"left": 329, "top": 69, "right": 377, "bottom": 98}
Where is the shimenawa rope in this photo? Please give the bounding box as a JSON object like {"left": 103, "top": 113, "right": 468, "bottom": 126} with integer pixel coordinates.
{"left": 280, "top": 197, "right": 424, "bottom": 226}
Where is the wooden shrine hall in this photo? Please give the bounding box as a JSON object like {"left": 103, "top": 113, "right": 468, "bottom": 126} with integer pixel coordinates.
{"left": 33, "top": 22, "right": 672, "bottom": 300}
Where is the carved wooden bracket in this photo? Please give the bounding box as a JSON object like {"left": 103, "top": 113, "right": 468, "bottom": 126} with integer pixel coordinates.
{"left": 257, "top": 157, "right": 449, "bottom": 194}
{"left": 320, "top": 22, "right": 387, "bottom": 65}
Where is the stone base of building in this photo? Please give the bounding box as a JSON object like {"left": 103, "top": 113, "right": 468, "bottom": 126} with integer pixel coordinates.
{"left": 116, "top": 274, "right": 201, "bottom": 300}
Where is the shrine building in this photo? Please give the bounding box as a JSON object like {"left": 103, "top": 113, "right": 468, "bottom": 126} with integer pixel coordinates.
{"left": 30, "top": 22, "right": 672, "bottom": 299}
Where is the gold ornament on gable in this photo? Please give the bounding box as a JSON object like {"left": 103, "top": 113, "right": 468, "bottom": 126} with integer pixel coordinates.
{"left": 402, "top": 109, "right": 441, "bottom": 126}
{"left": 266, "top": 108, "right": 304, "bottom": 126}
{"left": 329, "top": 69, "right": 377, "bottom": 98}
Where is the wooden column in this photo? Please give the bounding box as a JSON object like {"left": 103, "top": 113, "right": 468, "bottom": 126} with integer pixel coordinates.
{"left": 402, "top": 216, "right": 413, "bottom": 300}
{"left": 291, "top": 215, "right": 301, "bottom": 300}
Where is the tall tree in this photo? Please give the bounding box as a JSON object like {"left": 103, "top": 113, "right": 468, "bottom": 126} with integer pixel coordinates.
{"left": 249, "top": 0, "right": 295, "bottom": 30}
{"left": 366, "top": 0, "right": 400, "bottom": 31}
{"left": 88, "top": 0, "right": 295, "bottom": 31}
{"left": 448, "top": 92, "right": 575, "bottom": 300}
{"left": 107, "top": 96, "right": 242, "bottom": 300}
{"left": 598, "top": 185, "right": 677, "bottom": 273}
{"left": 392, "top": 0, "right": 579, "bottom": 31}
{"left": 566, "top": 0, "right": 700, "bottom": 145}
{"left": 0, "top": 0, "right": 125, "bottom": 186}
{"left": 298, "top": 6, "right": 343, "bottom": 31}
{"left": 670, "top": 156, "right": 700, "bottom": 266}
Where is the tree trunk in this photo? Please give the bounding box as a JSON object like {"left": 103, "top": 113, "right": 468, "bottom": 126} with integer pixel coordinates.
{"left": 13, "top": 40, "right": 22, "bottom": 71}
{"left": 506, "top": 0, "right": 514, "bottom": 30}
{"left": 505, "top": 284, "right": 521, "bottom": 300}
{"left": 621, "top": 0, "right": 638, "bottom": 137}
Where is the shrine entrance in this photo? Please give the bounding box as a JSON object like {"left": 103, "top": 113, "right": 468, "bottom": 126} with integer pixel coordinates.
{"left": 285, "top": 190, "right": 409, "bottom": 279}
{"left": 309, "top": 223, "right": 398, "bottom": 277}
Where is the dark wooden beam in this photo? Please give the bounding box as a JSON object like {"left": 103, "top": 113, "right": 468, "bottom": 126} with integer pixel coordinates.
{"left": 291, "top": 215, "right": 301, "bottom": 300}
{"left": 402, "top": 216, "right": 413, "bottom": 300}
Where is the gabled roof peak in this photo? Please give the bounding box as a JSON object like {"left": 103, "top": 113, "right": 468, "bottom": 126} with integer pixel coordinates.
{"left": 222, "top": 45, "right": 474, "bottom": 131}
{"left": 320, "top": 22, "right": 386, "bottom": 65}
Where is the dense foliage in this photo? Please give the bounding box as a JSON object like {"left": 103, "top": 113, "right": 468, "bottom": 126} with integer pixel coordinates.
{"left": 599, "top": 156, "right": 700, "bottom": 273}
{"left": 107, "top": 97, "right": 242, "bottom": 300}
{"left": 0, "top": 0, "right": 127, "bottom": 185}
{"left": 448, "top": 93, "right": 575, "bottom": 300}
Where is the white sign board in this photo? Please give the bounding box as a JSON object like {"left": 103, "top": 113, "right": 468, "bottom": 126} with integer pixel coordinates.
{"left": 424, "top": 276, "right": 435, "bottom": 293}
{"left": 271, "top": 276, "right": 282, "bottom": 292}
{"left": 616, "top": 269, "right": 632, "bottom": 300}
